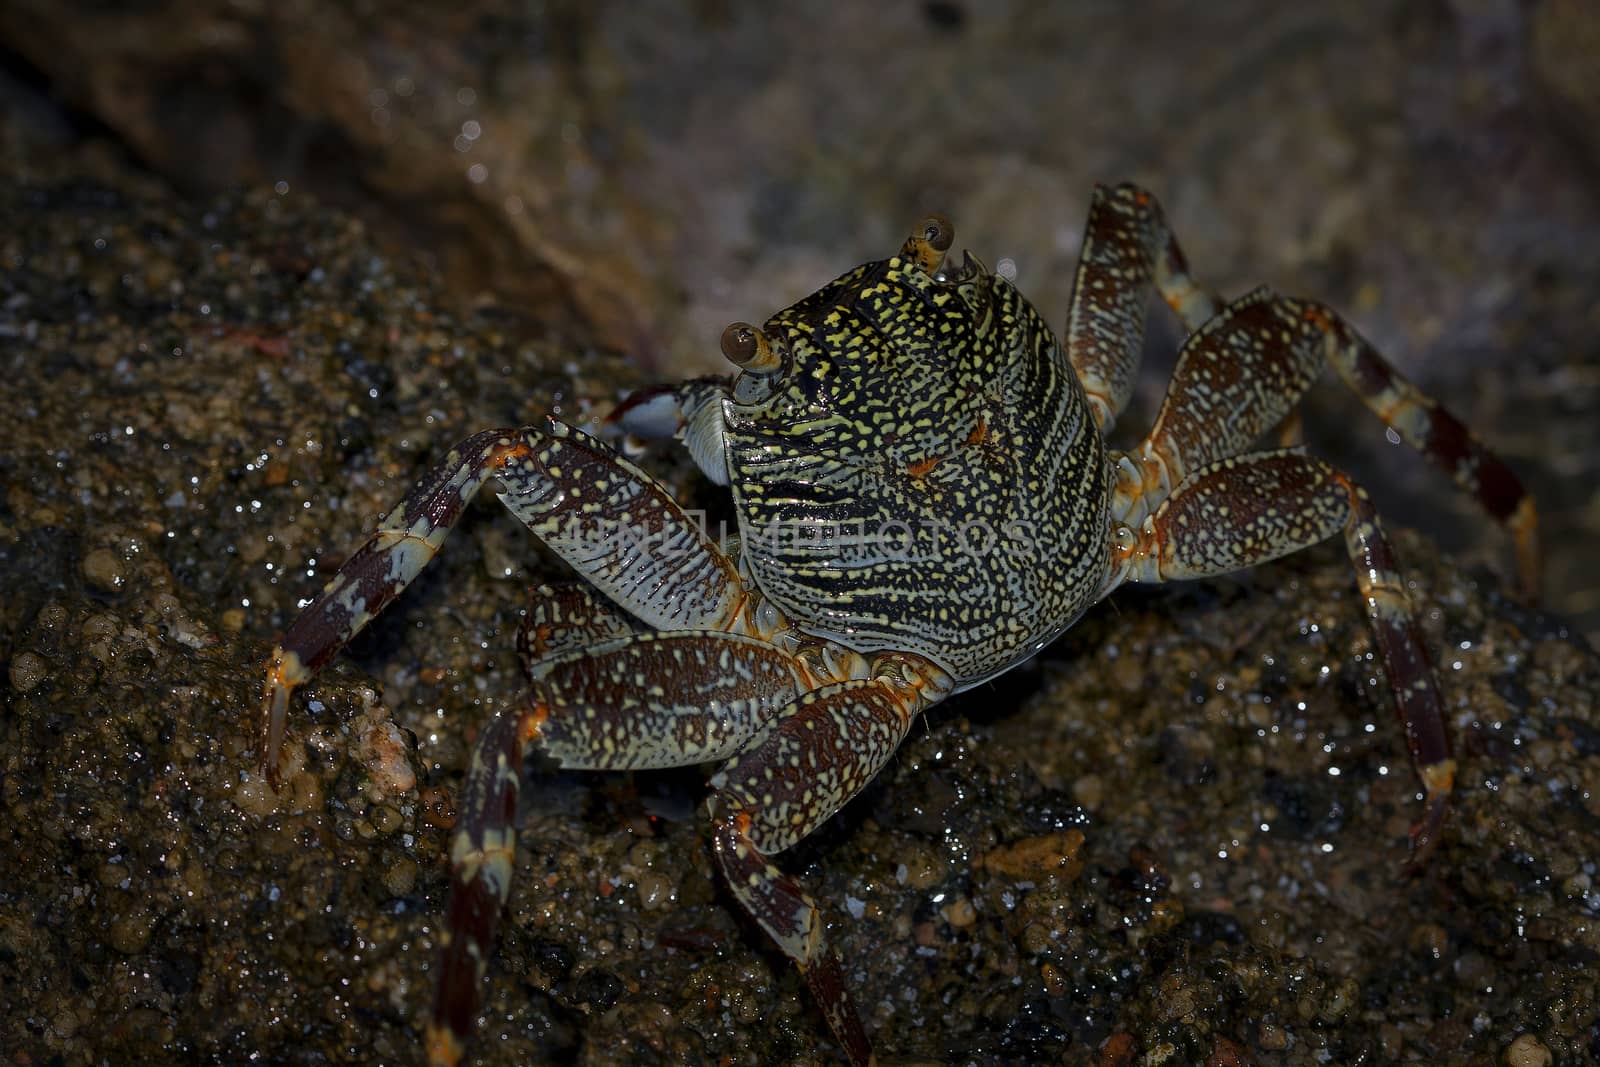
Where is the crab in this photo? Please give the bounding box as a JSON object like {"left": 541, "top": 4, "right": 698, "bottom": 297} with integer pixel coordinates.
{"left": 260, "top": 184, "right": 1538, "bottom": 1066}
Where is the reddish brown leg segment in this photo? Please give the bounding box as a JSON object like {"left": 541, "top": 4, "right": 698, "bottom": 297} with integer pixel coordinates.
{"left": 1065, "top": 183, "right": 1222, "bottom": 433}
{"left": 1121, "top": 289, "right": 1538, "bottom": 598}
{"left": 1114, "top": 450, "right": 1455, "bottom": 864}
{"left": 708, "top": 664, "right": 948, "bottom": 1067}
{"left": 712, "top": 813, "right": 874, "bottom": 1067}
{"left": 1313, "top": 307, "right": 1540, "bottom": 601}
{"left": 427, "top": 700, "right": 538, "bottom": 1067}
{"left": 427, "top": 628, "right": 814, "bottom": 1065}
{"left": 262, "top": 419, "right": 749, "bottom": 783}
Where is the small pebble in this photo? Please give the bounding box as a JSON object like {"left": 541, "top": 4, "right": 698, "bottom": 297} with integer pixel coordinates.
{"left": 369, "top": 804, "right": 403, "bottom": 835}
{"left": 895, "top": 841, "right": 948, "bottom": 890}
{"left": 356, "top": 715, "right": 417, "bottom": 795}
{"left": 9, "top": 650, "right": 49, "bottom": 692}
{"left": 108, "top": 906, "right": 155, "bottom": 954}
{"left": 381, "top": 855, "right": 419, "bottom": 898}
{"left": 1019, "top": 921, "right": 1056, "bottom": 955}
{"left": 1503, "top": 1033, "right": 1552, "bottom": 1067}
{"left": 81, "top": 547, "right": 126, "bottom": 592}
{"left": 940, "top": 895, "right": 976, "bottom": 928}
{"left": 979, "top": 829, "right": 1085, "bottom": 882}
{"left": 636, "top": 870, "right": 674, "bottom": 910}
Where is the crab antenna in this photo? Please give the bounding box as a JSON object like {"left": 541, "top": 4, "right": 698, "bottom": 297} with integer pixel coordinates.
{"left": 901, "top": 214, "right": 953, "bottom": 274}
{"left": 720, "top": 321, "right": 783, "bottom": 374}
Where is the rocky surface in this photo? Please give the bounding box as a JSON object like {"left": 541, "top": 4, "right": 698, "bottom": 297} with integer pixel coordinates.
{"left": 3, "top": 123, "right": 1598, "bottom": 1066}
{"left": 2, "top": 5, "right": 1599, "bottom": 1065}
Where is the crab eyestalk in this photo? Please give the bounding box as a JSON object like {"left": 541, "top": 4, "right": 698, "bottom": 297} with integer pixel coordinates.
{"left": 720, "top": 321, "right": 783, "bottom": 375}
{"left": 901, "top": 213, "right": 953, "bottom": 274}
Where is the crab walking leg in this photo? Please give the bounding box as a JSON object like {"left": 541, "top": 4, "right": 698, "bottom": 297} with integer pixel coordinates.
{"left": 1124, "top": 290, "right": 1329, "bottom": 503}
{"left": 426, "top": 630, "right": 810, "bottom": 1067}
{"left": 1120, "top": 291, "right": 1539, "bottom": 598}
{"left": 262, "top": 418, "right": 749, "bottom": 782}
{"left": 492, "top": 418, "right": 747, "bottom": 628}
{"left": 515, "top": 582, "right": 635, "bottom": 674}
{"left": 1065, "top": 183, "right": 1222, "bottom": 433}
{"left": 1313, "top": 305, "right": 1540, "bottom": 600}
{"left": 1110, "top": 450, "right": 1455, "bottom": 865}
{"left": 709, "top": 658, "right": 953, "bottom": 1067}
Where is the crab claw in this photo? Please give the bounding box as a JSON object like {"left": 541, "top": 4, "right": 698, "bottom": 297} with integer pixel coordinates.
{"left": 604, "top": 382, "right": 690, "bottom": 440}
{"left": 604, "top": 377, "right": 734, "bottom": 485}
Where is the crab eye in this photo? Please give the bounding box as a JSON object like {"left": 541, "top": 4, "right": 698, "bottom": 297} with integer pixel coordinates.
{"left": 902, "top": 214, "right": 954, "bottom": 273}
{"left": 720, "top": 322, "right": 782, "bottom": 374}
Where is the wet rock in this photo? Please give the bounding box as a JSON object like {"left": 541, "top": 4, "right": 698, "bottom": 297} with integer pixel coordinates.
{"left": 1, "top": 57, "right": 1597, "bottom": 1067}
{"left": 1504, "top": 1033, "right": 1554, "bottom": 1067}
{"left": 8, "top": 649, "right": 49, "bottom": 691}
{"left": 80, "top": 547, "right": 126, "bottom": 592}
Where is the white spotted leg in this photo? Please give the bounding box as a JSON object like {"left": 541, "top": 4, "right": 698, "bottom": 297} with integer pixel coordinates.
{"left": 261, "top": 417, "right": 750, "bottom": 786}
{"left": 1115, "top": 288, "right": 1539, "bottom": 596}
{"left": 1103, "top": 287, "right": 1538, "bottom": 866}
{"left": 427, "top": 628, "right": 814, "bottom": 1065}
{"left": 432, "top": 638, "right": 950, "bottom": 1067}
{"left": 708, "top": 654, "right": 953, "bottom": 1067}
{"left": 1064, "top": 182, "right": 1223, "bottom": 434}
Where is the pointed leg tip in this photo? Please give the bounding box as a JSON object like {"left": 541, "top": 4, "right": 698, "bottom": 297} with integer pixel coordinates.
{"left": 1402, "top": 782, "right": 1453, "bottom": 878}
{"left": 799, "top": 951, "right": 875, "bottom": 1067}
{"left": 424, "top": 1024, "right": 465, "bottom": 1067}
{"left": 1511, "top": 495, "right": 1542, "bottom": 607}
{"left": 261, "top": 648, "right": 306, "bottom": 794}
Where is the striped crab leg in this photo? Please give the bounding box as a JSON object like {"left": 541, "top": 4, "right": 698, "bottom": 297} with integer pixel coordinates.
{"left": 1106, "top": 287, "right": 1537, "bottom": 865}
{"left": 1110, "top": 450, "right": 1454, "bottom": 865}
{"left": 1316, "top": 306, "right": 1540, "bottom": 601}
{"left": 1064, "top": 182, "right": 1223, "bottom": 435}
{"left": 427, "top": 629, "right": 814, "bottom": 1066}
{"left": 708, "top": 653, "right": 954, "bottom": 1067}
{"left": 1111, "top": 284, "right": 1538, "bottom": 599}
{"left": 433, "top": 616, "right": 950, "bottom": 1067}
{"left": 260, "top": 417, "right": 749, "bottom": 784}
